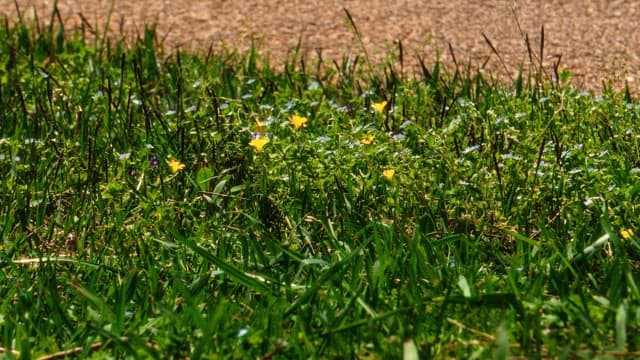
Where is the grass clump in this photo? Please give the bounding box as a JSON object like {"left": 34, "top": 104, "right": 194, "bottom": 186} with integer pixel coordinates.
{"left": 1, "top": 11, "right": 640, "bottom": 359}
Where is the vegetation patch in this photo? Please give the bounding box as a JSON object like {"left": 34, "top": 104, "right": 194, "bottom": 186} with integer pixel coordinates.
{"left": 1, "top": 10, "right": 639, "bottom": 359}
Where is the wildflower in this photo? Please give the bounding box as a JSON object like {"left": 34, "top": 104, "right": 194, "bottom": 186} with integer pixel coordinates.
{"left": 119, "top": 152, "right": 131, "bottom": 160}
{"left": 290, "top": 115, "right": 308, "bottom": 130}
{"left": 399, "top": 120, "right": 412, "bottom": 129}
{"left": 237, "top": 326, "right": 249, "bottom": 338}
{"left": 360, "top": 135, "right": 375, "bottom": 145}
{"left": 166, "top": 158, "right": 186, "bottom": 174}
{"left": 462, "top": 145, "right": 480, "bottom": 155}
{"left": 621, "top": 229, "right": 634, "bottom": 240}
{"left": 150, "top": 156, "right": 158, "bottom": 167}
{"left": 372, "top": 100, "right": 387, "bottom": 114}
{"left": 382, "top": 169, "right": 395, "bottom": 182}
{"left": 253, "top": 119, "right": 267, "bottom": 135}
{"left": 314, "top": 136, "right": 331, "bottom": 143}
{"left": 249, "top": 137, "right": 269, "bottom": 152}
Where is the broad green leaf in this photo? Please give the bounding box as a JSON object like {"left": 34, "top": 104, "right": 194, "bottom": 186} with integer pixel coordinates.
{"left": 196, "top": 167, "right": 214, "bottom": 191}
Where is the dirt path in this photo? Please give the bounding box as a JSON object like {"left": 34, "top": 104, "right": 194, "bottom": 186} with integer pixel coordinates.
{"left": 2, "top": 1, "right": 639, "bottom": 92}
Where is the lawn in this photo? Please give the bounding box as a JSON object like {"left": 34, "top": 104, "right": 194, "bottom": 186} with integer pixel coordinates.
{"left": 1, "top": 12, "right": 639, "bottom": 360}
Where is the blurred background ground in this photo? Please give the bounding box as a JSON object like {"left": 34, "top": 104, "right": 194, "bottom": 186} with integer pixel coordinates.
{"left": 1, "top": 0, "right": 639, "bottom": 92}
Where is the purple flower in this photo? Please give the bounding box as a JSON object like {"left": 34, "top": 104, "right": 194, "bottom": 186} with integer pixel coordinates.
{"left": 150, "top": 156, "right": 158, "bottom": 167}
{"left": 130, "top": 169, "right": 137, "bottom": 177}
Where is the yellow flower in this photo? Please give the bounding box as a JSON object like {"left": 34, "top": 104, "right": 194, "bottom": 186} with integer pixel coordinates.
{"left": 253, "top": 119, "right": 267, "bottom": 134}
{"left": 382, "top": 169, "right": 395, "bottom": 182}
{"left": 290, "top": 115, "right": 308, "bottom": 130}
{"left": 249, "top": 137, "right": 269, "bottom": 152}
{"left": 621, "top": 229, "right": 634, "bottom": 240}
{"left": 166, "top": 158, "right": 186, "bottom": 174}
{"left": 372, "top": 101, "right": 387, "bottom": 114}
{"left": 360, "top": 135, "right": 375, "bottom": 145}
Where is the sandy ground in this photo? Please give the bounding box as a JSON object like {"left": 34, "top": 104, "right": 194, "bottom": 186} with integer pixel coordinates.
{"left": 1, "top": 1, "right": 639, "bottom": 92}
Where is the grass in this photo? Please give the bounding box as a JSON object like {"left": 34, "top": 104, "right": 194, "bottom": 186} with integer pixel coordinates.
{"left": 1, "top": 8, "right": 640, "bottom": 359}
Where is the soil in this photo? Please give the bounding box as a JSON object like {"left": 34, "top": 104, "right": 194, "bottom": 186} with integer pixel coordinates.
{"left": 2, "top": 0, "right": 640, "bottom": 92}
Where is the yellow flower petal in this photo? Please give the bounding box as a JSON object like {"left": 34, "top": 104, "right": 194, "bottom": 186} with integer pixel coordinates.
{"left": 253, "top": 119, "right": 267, "bottom": 134}
{"left": 290, "top": 115, "right": 308, "bottom": 130}
{"left": 382, "top": 169, "right": 395, "bottom": 182}
{"left": 372, "top": 101, "right": 387, "bottom": 114}
{"left": 249, "top": 137, "right": 269, "bottom": 152}
{"left": 166, "top": 158, "right": 186, "bottom": 174}
{"left": 621, "top": 229, "right": 634, "bottom": 240}
{"left": 360, "top": 135, "right": 375, "bottom": 145}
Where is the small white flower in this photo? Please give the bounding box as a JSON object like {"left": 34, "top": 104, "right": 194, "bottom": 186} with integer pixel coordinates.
{"left": 500, "top": 153, "right": 521, "bottom": 161}
{"left": 462, "top": 145, "right": 480, "bottom": 155}
{"left": 237, "top": 326, "right": 249, "bottom": 338}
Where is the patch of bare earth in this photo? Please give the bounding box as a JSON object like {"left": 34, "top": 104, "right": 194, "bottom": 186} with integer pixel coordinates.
{"left": 2, "top": 0, "right": 639, "bottom": 92}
